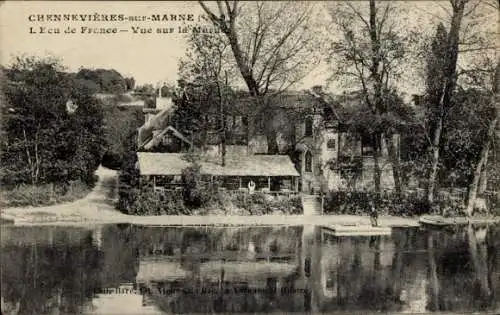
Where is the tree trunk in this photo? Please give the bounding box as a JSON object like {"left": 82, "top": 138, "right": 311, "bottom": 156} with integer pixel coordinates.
{"left": 226, "top": 24, "right": 260, "bottom": 96}
{"left": 427, "top": 116, "right": 442, "bottom": 204}
{"left": 386, "top": 134, "right": 402, "bottom": 197}
{"left": 266, "top": 128, "right": 279, "bottom": 154}
{"left": 466, "top": 55, "right": 499, "bottom": 214}
{"left": 466, "top": 117, "right": 497, "bottom": 216}
{"left": 372, "top": 133, "right": 382, "bottom": 194}
{"left": 478, "top": 147, "right": 489, "bottom": 194}
{"left": 261, "top": 98, "right": 279, "bottom": 154}
{"left": 426, "top": 0, "right": 466, "bottom": 205}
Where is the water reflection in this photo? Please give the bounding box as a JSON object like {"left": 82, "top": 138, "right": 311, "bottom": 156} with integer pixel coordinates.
{"left": 1, "top": 223, "right": 499, "bottom": 314}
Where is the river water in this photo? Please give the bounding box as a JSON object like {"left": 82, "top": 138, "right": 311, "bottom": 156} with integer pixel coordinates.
{"left": 1, "top": 224, "right": 499, "bottom": 314}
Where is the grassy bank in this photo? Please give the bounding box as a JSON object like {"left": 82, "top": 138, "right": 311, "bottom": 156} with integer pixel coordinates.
{"left": 0, "top": 180, "right": 93, "bottom": 209}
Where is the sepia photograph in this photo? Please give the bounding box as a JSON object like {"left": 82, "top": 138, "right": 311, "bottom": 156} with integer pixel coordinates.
{"left": 0, "top": 0, "right": 499, "bottom": 314}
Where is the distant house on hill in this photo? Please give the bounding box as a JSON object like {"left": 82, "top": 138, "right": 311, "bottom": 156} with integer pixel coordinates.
{"left": 93, "top": 92, "right": 146, "bottom": 108}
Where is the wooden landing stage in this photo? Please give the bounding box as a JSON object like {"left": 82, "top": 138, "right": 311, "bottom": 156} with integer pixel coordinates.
{"left": 321, "top": 225, "right": 392, "bottom": 237}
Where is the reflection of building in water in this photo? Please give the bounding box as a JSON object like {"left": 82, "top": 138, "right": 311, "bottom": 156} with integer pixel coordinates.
{"left": 132, "top": 226, "right": 306, "bottom": 313}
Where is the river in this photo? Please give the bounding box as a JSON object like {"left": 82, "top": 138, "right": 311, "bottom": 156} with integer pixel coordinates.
{"left": 1, "top": 224, "right": 499, "bottom": 314}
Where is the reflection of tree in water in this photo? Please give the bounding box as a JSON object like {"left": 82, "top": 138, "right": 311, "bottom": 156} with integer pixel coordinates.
{"left": 100, "top": 224, "right": 139, "bottom": 287}
{"left": 1, "top": 229, "right": 103, "bottom": 315}
{"left": 318, "top": 230, "right": 428, "bottom": 313}
{"left": 426, "top": 226, "right": 498, "bottom": 312}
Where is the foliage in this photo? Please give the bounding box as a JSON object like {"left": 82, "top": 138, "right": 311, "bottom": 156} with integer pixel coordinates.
{"left": 1, "top": 55, "right": 105, "bottom": 188}
{"left": 175, "top": 30, "right": 233, "bottom": 149}
{"left": 0, "top": 180, "right": 92, "bottom": 208}
{"left": 134, "top": 84, "right": 155, "bottom": 95}
{"left": 117, "top": 131, "right": 141, "bottom": 213}
{"left": 125, "top": 187, "right": 189, "bottom": 215}
{"left": 124, "top": 188, "right": 303, "bottom": 216}
{"left": 75, "top": 68, "right": 128, "bottom": 94}
{"left": 323, "top": 190, "right": 429, "bottom": 217}
{"left": 181, "top": 163, "right": 216, "bottom": 208}
{"left": 101, "top": 105, "right": 144, "bottom": 169}
{"left": 440, "top": 89, "right": 496, "bottom": 186}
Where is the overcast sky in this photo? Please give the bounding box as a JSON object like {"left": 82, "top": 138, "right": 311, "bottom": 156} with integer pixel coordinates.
{"left": 0, "top": 1, "right": 496, "bottom": 95}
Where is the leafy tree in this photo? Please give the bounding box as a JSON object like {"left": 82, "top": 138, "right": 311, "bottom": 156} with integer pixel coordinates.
{"left": 1, "top": 55, "right": 105, "bottom": 189}
{"left": 75, "top": 68, "right": 128, "bottom": 94}
{"left": 101, "top": 104, "right": 144, "bottom": 169}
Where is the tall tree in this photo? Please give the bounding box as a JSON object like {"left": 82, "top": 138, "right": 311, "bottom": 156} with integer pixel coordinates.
{"left": 327, "top": 0, "right": 411, "bottom": 194}
{"left": 422, "top": 0, "right": 497, "bottom": 206}
{"left": 464, "top": 59, "right": 499, "bottom": 215}
{"left": 424, "top": 0, "right": 468, "bottom": 204}
{"left": 198, "top": 1, "right": 322, "bottom": 153}
{"left": 175, "top": 31, "right": 233, "bottom": 164}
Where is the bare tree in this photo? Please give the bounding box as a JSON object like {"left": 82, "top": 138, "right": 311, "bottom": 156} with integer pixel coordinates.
{"left": 179, "top": 31, "right": 232, "bottom": 165}
{"left": 199, "top": 1, "right": 322, "bottom": 153}
{"left": 327, "top": 0, "right": 410, "bottom": 194}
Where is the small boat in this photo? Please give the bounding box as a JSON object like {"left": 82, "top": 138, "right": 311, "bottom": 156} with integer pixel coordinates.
{"left": 419, "top": 215, "right": 500, "bottom": 227}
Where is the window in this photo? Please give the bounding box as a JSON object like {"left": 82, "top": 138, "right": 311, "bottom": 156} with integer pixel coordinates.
{"left": 327, "top": 139, "right": 336, "bottom": 150}
{"left": 305, "top": 117, "right": 313, "bottom": 137}
{"left": 305, "top": 151, "right": 313, "bottom": 172}
{"left": 361, "top": 134, "right": 374, "bottom": 156}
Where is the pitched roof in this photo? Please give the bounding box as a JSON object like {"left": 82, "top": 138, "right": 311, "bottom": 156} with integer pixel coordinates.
{"left": 140, "top": 125, "right": 193, "bottom": 150}
{"left": 137, "top": 106, "right": 176, "bottom": 147}
{"left": 137, "top": 152, "right": 299, "bottom": 177}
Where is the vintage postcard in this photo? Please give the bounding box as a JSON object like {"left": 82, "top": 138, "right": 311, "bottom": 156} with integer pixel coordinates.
{"left": 0, "top": 0, "right": 499, "bottom": 314}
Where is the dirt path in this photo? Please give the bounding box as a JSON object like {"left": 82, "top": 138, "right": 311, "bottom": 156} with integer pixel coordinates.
{"left": 0, "top": 166, "right": 128, "bottom": 223}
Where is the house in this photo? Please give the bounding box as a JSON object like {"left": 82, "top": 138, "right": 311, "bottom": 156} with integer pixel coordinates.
{"left": 136, "top": 152, "right": 300, "bottom": 193}
{"left": 134, "top": 88, "right": 399, "bottom": 195}
{"left": 294, "top": 90, "right": 397, "bottom": 193}
{"left": 198, "top": 90, "right": 398, "bottom": 194}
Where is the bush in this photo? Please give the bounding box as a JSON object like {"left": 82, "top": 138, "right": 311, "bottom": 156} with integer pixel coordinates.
{"left": 215, "top": 192, "right": 302, "bottom": 215}
{"left": 0, "top": 180, "right": 92, "bottom": 208}
{"left": 322, "top": 190, "right": 484, "bottom": 217}
{"left": 126, "top": 187, "right": 190, "bottom": 215}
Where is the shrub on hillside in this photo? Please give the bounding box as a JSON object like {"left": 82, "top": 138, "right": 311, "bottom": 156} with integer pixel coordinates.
{"left": 0, "top": 180, "right": 92, "bottom": 208}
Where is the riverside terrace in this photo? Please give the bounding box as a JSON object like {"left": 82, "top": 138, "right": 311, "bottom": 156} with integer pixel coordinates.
{"left": 136, "top": 152, "right": 300, "bottom": 195}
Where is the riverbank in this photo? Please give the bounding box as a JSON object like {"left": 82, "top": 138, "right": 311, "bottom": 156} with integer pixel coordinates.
{"left": 0, "top": 166, "right": 419, "bottom": 227}
{"left": 0, "top": 212, "right": 420, "bottom": 227}
{"left": 1, "top": 166, "right": 497, "bottom": 228}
